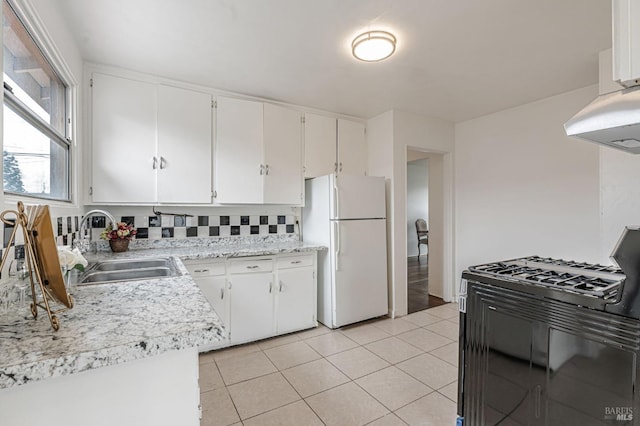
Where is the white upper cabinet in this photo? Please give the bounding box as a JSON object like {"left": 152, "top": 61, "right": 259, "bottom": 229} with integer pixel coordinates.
{"left": 92, "top": 73, "right": 157, "bottom": 203}
{"left": 263, "top": 103, "right": 303, "bottom": 204}
{"left": 157, "top": 85, "right": 212, "bottom": 203}
{"left": 214, "top": 96, "right": 264, "bottom": 204}
{"left": 304, "top": 114, "right": 367, "bottom": 178}
{"left": 337, "top": 118, "right": 367, "bottom": 176}
{"left": 215, "top": 96, "right": 303, "bottom": 205}
{"left": 91, "top": 72, "right": 213, "bottom": 204}
{"left": 304, "top": 113, "right": 336, "bottom": 178}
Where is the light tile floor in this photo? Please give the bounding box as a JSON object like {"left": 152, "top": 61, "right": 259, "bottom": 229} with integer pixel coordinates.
{"left": 199, "top": 303, "right": 460, "bottom": 426}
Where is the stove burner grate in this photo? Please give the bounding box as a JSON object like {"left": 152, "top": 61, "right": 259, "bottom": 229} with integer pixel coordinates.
{"left": 468, "top": 256, "right": 624, "bottom": 299}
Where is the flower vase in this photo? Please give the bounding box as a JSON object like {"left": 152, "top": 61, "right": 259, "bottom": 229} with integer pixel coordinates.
{"left": 64, "top": 268, "right": 79, "bottom": 293}
{"left": 109, "top": 239, "right": 130, "bottom": 253}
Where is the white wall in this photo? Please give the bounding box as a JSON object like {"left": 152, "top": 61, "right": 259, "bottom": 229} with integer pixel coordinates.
{"left": 454, "top": 85, "right": 602, "bottom": 283}
{"left": 368, "top": 109, "right": 454, "bottom": 317}
{"left": 393, "top": 111, "right": 454, "bottom": 314}
{"left": 596, "top": 48, "right": 640, "bottom": 262}
{"left": 600, "top": 147, "right": 640, "bottom": 261}
{"left": 407, "top": 159, "right": 429, "bottom": 257}
{"left": 367, "top": 111, "right": 395, "bottom": 315}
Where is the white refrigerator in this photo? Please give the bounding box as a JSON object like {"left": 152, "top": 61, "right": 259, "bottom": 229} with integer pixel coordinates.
{"left": 303, "top": 174, "right": 388, "bottom": 328}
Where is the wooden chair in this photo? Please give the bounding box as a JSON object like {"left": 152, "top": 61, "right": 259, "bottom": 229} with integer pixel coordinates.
{"left": 415, "top": 219, "right": 429, "bottom": 257}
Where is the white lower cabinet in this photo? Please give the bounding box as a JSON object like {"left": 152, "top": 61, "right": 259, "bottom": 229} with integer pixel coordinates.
{"left": 276, "top": 256, "right": 316, "bottom": 334}
{"left": 228, "top": 258, "right": 275, "bottom": 345}
{"left": 183, "top": 260, "right": 228, "bottom": 350}
{"left": 185, "top": 253, "right": 317, "bottom": 350}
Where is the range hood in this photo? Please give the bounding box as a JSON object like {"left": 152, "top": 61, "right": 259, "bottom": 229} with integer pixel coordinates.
{"left": 564, "top": 0, "right": 640, "bottom": 153}
{"left": 564, "top": 85, "right": 640, "bottom": 153}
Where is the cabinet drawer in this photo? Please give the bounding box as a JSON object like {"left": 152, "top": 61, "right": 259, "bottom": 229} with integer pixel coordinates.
{"left": 184, "top": 260, "right": 226, "bottom": 277}
{"left": 229, "top": 258, "right": 273, "bottom": 274}
{"left": 277, "top": 255, "right": 314, "bottom": 269}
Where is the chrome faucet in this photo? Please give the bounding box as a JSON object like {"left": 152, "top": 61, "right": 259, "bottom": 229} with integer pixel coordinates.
{"left": 75, "top": 209, "right": 118, "bottom": 253}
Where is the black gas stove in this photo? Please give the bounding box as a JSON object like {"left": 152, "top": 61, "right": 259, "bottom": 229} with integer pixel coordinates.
{"left": 466, "top": 255, "right": 624, "bottom": 302}
{"left": 457, "top": 227, "right": 640, "bottom": 426}
{"left": 462, "top": 227, "right": 640, "bottom": 320}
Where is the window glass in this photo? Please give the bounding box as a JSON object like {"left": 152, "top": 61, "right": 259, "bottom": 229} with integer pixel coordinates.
{"left": 2, "top": 0, "right": 70, "bottom": 201}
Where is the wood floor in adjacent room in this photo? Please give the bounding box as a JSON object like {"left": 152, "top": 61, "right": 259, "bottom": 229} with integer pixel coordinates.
{"left": 407, "top": 255, "right": 445, "bottom": 314}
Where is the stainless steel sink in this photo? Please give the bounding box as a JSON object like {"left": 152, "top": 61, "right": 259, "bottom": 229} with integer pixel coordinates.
{"left": 91, "top": 258, "right": 173, "bottom": 272}
{"left": 79, "top": 257, "right": 179, "bottom": 285}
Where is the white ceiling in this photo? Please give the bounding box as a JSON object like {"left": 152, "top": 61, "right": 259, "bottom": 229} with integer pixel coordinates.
{"left": 57, "top": 0, "right": 611, "bottom": 122}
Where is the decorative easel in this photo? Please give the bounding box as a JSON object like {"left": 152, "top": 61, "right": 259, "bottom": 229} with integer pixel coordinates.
{"left": 0, "top": 202, "right": 73, "bottom": 331}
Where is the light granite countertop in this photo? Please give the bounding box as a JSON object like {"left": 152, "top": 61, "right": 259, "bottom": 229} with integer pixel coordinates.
{"left": 86, "top": 235, "right": 326, "bottom": 262}
{"left": 0, "top": 236, "right": 325, "bottom": 390}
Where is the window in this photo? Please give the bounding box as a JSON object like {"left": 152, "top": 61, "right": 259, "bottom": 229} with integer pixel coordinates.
{"left": 2, "top": 0, "right": 71, "bottom": 201}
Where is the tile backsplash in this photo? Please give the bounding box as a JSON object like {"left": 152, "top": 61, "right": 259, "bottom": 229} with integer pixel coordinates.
{"left": 1, "top": 210, "right": 299, "bottom": 267}
{"left": 86, "top": 214, "right": 297, "bottom": 241}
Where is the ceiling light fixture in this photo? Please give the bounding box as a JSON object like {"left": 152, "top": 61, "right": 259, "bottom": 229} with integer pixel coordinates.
{"left": 351, "top": 30, "right": 396, "bottom": 62}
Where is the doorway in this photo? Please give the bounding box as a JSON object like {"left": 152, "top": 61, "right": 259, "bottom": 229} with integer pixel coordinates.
{"left": 406, "top": 150, "right": 446, "bottom": 313}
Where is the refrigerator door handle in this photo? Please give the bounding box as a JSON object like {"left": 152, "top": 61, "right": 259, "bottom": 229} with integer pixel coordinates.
{"left": 333, "top": 176, "right": 340, "bottom": 219}
{"left": 334, "top": 221, "right": 341, "bottom": 271}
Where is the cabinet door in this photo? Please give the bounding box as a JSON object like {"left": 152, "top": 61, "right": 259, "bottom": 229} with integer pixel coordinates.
{"left": 215, "top": 96, "right": 263, "bottom": 203}
{"left": 157, "top": 85, "right": 212, "bottom": 203}
{"left": 91, "top": 73, "right": 157, "bottom": 202}
{"left": 276, "top": 267, "right": 316, "bottom": 334}
{"left": 195, "top": 276, "right": 229, "bottom": 344}
{"left": 337, "top": 118, "right": 367, "bottom": 176}
{"left": 304, "top": 113, "right": 336, "bottom": 178}
{"left": 263, "top": 103, "right": 303, "bottom": 204}
{"left": 229, "top": 273, "right": 274, "bottom": 344}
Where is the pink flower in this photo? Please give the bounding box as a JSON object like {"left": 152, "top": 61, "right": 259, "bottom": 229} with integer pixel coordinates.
{"left": 100, "top": 222, "right": 137, "bottom": 241}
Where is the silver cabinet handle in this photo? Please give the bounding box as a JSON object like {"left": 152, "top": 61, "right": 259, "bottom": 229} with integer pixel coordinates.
{"left": 246, "top": 265, "right": 259, "bottom": 270}
{"left": 291, "top": 260, "right": 302, "bottom": 264}
{"left": 269, "top": 282, "right": 273, "bottom": 293}
{"left": 265, "top": 164, "right": 269, "bottom": 175}
{"left": 160, "top": 156, "right": 167, "bottom": 169}
{"left": 339, "top": 162, "right": 343, "bottom": 172}
{"left": 334, "top": 162, "right": 338, "bottom": 173}
{"left": 220, "top": 288, "right": 224, "bottom": 300}
{"left": 259, "top": 164, "right": 264, "bottom": 175}
{"left": 152, "top": 156, "right": 158, "bottom": 169}
{"left": 279, "top": 280, "right": 284, "bottom": 292}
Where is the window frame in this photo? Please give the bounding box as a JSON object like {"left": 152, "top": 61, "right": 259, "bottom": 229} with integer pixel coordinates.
{"left": 2, "top": 0, "right": 77, "bottom": 204}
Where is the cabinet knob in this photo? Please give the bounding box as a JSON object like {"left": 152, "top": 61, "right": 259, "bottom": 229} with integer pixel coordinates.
{"left": 152, "top": 156, "right": 158, "bottom": 169}
{"left": 160, "top": 156, "right": 167, "bottom": 169}
{"left": 265, "top": 164, "right": 269, "bottom": 175}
